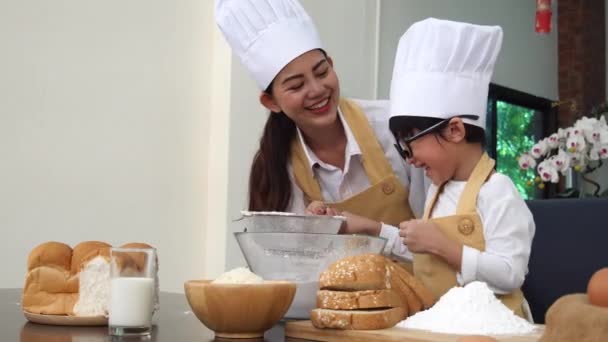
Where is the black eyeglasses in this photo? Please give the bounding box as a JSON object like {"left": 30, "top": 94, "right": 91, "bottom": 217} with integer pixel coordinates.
{"left": 393, "top": 114, "right": 480, "bottom": 159}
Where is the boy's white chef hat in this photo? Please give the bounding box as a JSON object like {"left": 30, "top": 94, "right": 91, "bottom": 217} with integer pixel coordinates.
{"left": 215, "top": 0, "right": 323, "bottom": 90}
{"left": 389, "top": 18, "right": 503, "bottom": 129}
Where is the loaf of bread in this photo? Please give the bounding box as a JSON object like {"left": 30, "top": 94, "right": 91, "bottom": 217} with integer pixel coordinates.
{"left": 311, "top": 307, "right": 406, "bottom": 330}
{"left": 388, "top": 260, "right": 435, "bottom": 311}
{"left": 22, "top": 241, "right": 157, "bottom": 317}
{"left": 312, "top": 253, "right": 436, "bottom": 330}
{"left": 319, "top": 254, "right": 390, "bottom": 291}
{"left": 316, "top": 289, "right": 403, "bottom": 310}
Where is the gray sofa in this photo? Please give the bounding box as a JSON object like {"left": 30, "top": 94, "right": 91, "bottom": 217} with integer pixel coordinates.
{"left": 523, "top": 197, "right": 608, "bottom": 323}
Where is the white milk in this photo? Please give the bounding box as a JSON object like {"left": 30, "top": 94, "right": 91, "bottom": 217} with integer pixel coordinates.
{"left": 109, "top": 278, "right": 155, "bottom": 327}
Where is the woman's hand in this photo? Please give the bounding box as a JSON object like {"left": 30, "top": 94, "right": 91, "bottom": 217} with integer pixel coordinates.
{"left": 305, "top": 201, "right": 340, "bottom": 216}
{"left": 304, "top": 202, "right": 380, "bottom": 236}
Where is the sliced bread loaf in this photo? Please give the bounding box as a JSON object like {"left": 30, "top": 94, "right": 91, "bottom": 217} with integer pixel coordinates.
{"left": 388, "top": 261, "right": 436, "bottom": 309}
{"left": 316, "top": 289, "right": 404, "bottom": 310}
{"left": 319, "top": 254, "right": 390, "bottom": 291}
{"left": 311, "top": 307, "right": 406, "bottom": 330}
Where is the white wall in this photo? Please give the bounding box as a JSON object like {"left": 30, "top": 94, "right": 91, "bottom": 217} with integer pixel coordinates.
{"left": 223, "top": 0, "right": 382, "bottom": 270}
{"left": 377, "top": 0, "right": 559, "bottom": 101}
{"left": 0, "top": 0, "right": 214, "bottom": 292}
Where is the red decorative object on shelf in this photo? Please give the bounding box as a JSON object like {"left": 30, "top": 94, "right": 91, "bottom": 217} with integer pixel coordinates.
{"left": 535, "top": 0, "right": 552, "bottom": 34}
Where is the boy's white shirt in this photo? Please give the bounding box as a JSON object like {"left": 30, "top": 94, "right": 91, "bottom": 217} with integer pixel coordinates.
{"left": 383, "top": 173, "right": 535, "bottom": 294}
{"left": 286, "top": 97, "right": 430, "bottom": 224}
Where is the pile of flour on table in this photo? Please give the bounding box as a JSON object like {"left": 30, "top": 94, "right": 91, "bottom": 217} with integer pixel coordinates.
{"left": 398, "top": 281, "right": 536, "bottom": 335}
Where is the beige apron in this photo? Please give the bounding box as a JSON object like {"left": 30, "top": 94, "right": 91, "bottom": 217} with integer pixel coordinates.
{"left": 413, "top": 153, "right": 526, "bottom": 317}
{"left": 290, "top": 98, "right": 415, "bottom": 227}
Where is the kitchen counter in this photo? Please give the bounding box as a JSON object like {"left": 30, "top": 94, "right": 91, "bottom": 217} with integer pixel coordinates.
{"left": 1, "top": 288, "right": 304, "bottom": 341}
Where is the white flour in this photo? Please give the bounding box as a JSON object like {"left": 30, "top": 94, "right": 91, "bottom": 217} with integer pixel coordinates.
{"left": 398, "top": 281, "right": 536, "bottom": 335}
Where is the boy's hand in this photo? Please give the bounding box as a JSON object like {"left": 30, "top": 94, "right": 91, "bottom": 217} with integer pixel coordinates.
{"left": 399, "top": 219, "right": 447, "bottom": 254}
{"left": 339, "top": 211, "right": 381, "bottom": 236}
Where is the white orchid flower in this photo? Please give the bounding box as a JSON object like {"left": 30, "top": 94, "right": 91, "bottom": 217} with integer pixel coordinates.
{"left": 566, "top": 129, "right": 586, "bottom": 153}
{"left": 575, "top": 116, "right": 598, "bottom": 131}
{"left": 568, "top": 151, "right": 587, "bottom": 171}
{"left": 590, "top": 144, "right": 608, "bottom": 160}
{"left": 530, "top": 139, "right": 549, "bottom": 159}
{"left": 546, "top": 133, "right": 560, "bottom": 149}
{"left": 518, "top": 153, "right": 536, "bottom": 170}
{"left": 537, "top": 159, "right": 559, "bottom": 183}
{"left": 599, "top": 115, "right": 607, "bottom": 129}
{"left": 551, "top": 149, "right": 571, "bottom": 174}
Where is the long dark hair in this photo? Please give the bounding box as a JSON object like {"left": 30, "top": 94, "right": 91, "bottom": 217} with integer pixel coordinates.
{"left": 248, "top": 49, "right": 329, "bottom": 211}
{"left": 248, "top": 85, "right": 297, "bottom": 211}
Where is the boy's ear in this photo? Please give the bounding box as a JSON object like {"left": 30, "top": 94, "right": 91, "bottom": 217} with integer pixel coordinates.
{"left": 446, "top": 118, "right": 467, "bottom": 143}
{"left": 259, "top": 92, "right": 281, "bottom": 113}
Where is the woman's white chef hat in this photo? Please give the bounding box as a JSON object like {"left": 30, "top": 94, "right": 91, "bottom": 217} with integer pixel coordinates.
{"left": 215, "top": 0, "right": 323, "bottom": 90}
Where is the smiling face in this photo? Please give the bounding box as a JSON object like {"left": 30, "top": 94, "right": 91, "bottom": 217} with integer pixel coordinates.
{"left": 259, "top": 49, "right": 340, "bottom": 133}
{"left": 406, "top": 119, "right": 468, "bottom": 185}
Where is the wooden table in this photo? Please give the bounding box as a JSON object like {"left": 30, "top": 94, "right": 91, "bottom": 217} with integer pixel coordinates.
{"left": 2, "top": 288, "right": 295, "bottom": 341}
{"left": 4, "top": 288, "right": 545, "bottom": 341}
{"left": 286, "top": 320, "right": 544, "bottom": 342}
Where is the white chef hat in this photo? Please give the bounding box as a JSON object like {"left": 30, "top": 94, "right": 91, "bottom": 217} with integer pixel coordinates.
{"left": 215, "top": 0, "right": 323, "bottom": 90}
{"left": 389, "top": 18, "right": 503, "bottom": 129}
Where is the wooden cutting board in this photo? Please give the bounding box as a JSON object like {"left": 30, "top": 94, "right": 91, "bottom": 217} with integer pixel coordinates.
{"left": 285, "top": 320, "right": 545, "bottom": 342}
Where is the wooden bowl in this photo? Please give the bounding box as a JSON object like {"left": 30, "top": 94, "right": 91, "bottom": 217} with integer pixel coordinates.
{"left": 184, "top": 280, "right": 296, "bottom": 338}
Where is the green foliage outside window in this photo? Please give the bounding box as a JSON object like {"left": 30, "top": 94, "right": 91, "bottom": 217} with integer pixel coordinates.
{"left": 494, "top": 101, "right": 537, "bottom": 199}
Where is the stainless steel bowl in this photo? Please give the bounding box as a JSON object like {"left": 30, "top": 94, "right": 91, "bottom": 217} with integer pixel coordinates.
{"left": 234, "top": 232, "right": 387, "bottom": 318}
{"left": 237, "top": 211, "right": 345, "bottom": 234}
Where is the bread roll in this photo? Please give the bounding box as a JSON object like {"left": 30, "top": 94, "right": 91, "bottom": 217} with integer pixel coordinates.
{"left": 22, "top": 266, "right": 78, "bottom": 315}
{"left": 120, "top": 242, "right": 155, "bottom": 271}
{"left": 71, "top": 241, "right": 111, "bottom": 274}
{"left": 27, "top": 242, "right": 72, "bottom": 272}
{"left": 78, "top": 246, "right": 111, "bottom": 268}
{"left": 23, "top": 241, "right": 159, "bottom": 317}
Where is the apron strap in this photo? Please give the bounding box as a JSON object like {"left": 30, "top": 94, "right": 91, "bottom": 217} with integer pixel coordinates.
{"left": 291, "top": 139, "right": 323, "bottom": 202}
{"left": 422, "top": 183, "right": 445, "bottom": 220}
{"left": 423, "top": 153, "right": 495, "bottom": 219}
{"left": 290, "top": 98, "right": 396, "bottom": 203}
{"left": 456, "top": 152, "right": 495, "bottom": 214}
{"left": 339, "top": 99, "right": 395, "bottom": 184}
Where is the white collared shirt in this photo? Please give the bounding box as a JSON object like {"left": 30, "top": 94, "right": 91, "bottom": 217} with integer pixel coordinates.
{"left": 286, "top": 99, "right": 430, "bottom": 256}
{"left": 389, "top": 173, "right": 536, "bottom": 294}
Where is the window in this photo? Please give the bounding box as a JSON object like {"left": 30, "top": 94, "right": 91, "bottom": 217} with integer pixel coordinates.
{"left": 486, "top": 84, "right": 556, "bottom": 199}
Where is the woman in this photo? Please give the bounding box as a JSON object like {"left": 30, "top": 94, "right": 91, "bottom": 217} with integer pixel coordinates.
{"left": 216, "top": 0, "right": 428, "bottom": 260}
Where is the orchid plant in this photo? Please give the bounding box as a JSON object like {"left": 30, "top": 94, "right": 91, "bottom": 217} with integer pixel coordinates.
{"left": 518, "top": 108, "right": 608, "bottom": 196}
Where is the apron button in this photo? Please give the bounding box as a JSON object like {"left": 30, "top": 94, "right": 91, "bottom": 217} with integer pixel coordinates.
{"left": 458, "top": 218, "right": 475, "bottom": 235}
{"left": 382, "top": 182, "right": 395, "bottom": 195}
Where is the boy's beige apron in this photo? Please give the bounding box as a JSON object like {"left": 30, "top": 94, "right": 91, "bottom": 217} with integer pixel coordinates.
{"left": 413, "top": 153, "right": 525, "bottom": 317}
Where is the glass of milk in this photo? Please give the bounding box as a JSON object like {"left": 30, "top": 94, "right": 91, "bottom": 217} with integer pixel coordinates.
{"left": 108, "top": 247, "right": 156, "bottom": 337}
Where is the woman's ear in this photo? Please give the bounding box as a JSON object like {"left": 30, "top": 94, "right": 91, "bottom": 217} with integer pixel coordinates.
{"left": 446, "top": 118, "right": 466, "bottom": 143}
{"left": 259, "top": 92, "right": 281, "bottom": 113}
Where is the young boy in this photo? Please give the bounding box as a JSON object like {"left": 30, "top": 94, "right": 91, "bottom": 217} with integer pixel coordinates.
{"left": 388, "top": 18, "right": 535, "bottom": 318}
